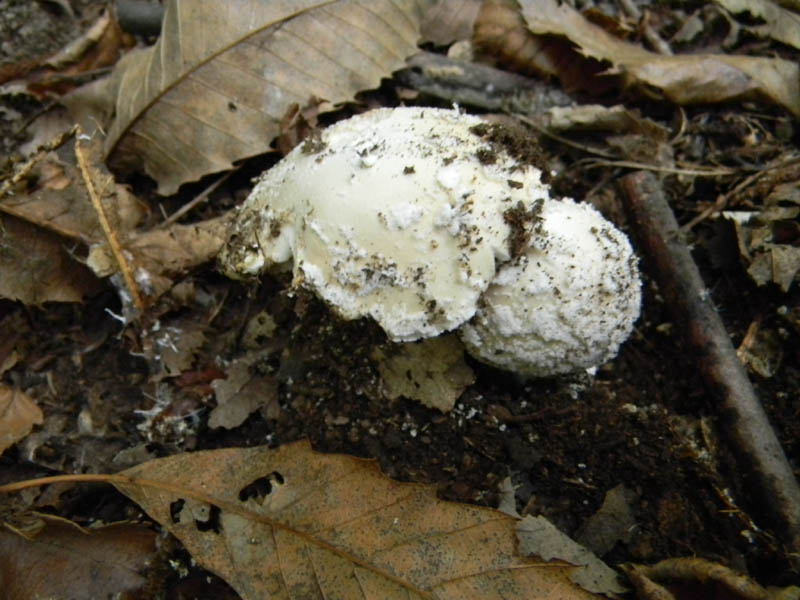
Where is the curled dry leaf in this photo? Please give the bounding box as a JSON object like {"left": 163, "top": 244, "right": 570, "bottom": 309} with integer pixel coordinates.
{"left": 86, "top": 214, "right": 234, "bottom": 308}
{"left": 115, "top": 441, "right": 604, "bottom": 599}
{"left": 71, "top": 0, "right": 434, "bottom": 195}
{"left": 0, "top": 385, "right": 43, "bottom": 455}
{"left": 0, "top": 7, "right": 132, "bottom": 96}
{"left": 715, "top": 0, "right": 800, "bottom": 50}
{"left": 474, "top": 0, "right": 614, "bottom": 95}
{"left": 475, "top": 0, "right": 800, "bottom": 116}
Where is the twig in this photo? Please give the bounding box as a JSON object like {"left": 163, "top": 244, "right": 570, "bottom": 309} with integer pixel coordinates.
{"left": 74, "top": 128, "right": 144, "bottom": 316}
{"left": 681, "top": 153, "right": 800, "bottom": 232}
{"left": 397, "top": 51, "right": 574, "bottom": 115}
{"left": 157, "top": 171, "right": 232, "bottom": 229}
{"left": 580, "top": 158, "right": 739, "bottom": 177}
{"left": 619, "top": 171, "right": 800, "bottom": 560}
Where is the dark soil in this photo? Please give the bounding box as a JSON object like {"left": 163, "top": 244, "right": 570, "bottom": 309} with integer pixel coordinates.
{"left": 1, "top": 1, "right": 799, "bottom": 597}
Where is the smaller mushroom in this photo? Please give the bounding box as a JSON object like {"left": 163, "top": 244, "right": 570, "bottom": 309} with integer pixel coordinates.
{"left": 458, "top": 198, "right": 641, "bottom": 376}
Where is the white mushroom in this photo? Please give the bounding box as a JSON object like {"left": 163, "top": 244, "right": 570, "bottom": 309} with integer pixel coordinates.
{"left": 458, "top": 198, "right": 641, "bottom": 376}
{"left": 220, "top": 107, "right": 551, "bottom": 341}
{"left": 219, "top": 106, "right": 641, "bottom": 375}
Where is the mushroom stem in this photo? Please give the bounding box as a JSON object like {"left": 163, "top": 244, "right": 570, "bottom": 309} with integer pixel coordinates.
{"left": 620, "top": 171, "right": 800, "bottom": 560}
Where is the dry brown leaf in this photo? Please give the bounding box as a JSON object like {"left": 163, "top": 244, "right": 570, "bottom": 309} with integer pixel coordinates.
{"left": 374, "top": 334, "right": 475, "bottom": 412}
{"left": 148, "top": 317, "right": 208, "bottom": 378}
{"left": 210, "top": 351, "right": 280, "bottom": 429}
{"left": 0, "top": 517, "right": 156, "bottom": 600}
{"left": 716, "top": 0, "right": 800, "bottom": 50}
{"left": 87, "top": 214, "right": 233, "bottom": 311}
{"left": 77, "top": 0, "right": 433, "bottom": 195}
{"left": 575, "top": 485, "right": 638, "bottom": 557}
{"left": 0, "top": 385, "right": 43, "bottom": 455}
{"left": 476, "top": 0, "right": 800, "bottom": 116}
{"left": 517, "top": 516, "right": 627, "bottom": 596}
{"left": 1, "top": 138, "right": 144, "bottom": 244}
{"left": 115, "top": 441, "right": 603, "bottom": 599}
{"left": 729, "top": 207, "right": 800, "bottom": 292}
{"left": 517, "top": 0, "right": 800, "bottom": 116}
{"left": 0, "top": 127, "right": 144, "bottom": 307}
{"left": 0, "top": 215, "right": 102, "bottom": 304}
{"left": 538, "top": 104, "right": 669, "bottom": 139}
{"left": 0, "top": 8, "right": 131, "bottom": 96}
{"left": 474, "top": 0, "right": 613, "bottom": 95}
{"left": 421, "top": 0, "right": 483, "bottom": 45}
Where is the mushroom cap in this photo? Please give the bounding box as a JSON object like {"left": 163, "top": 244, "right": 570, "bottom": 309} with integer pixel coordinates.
{"left": 458, "top": 198, "right": 641, "bottom": 376}
{"left": 221, "top": 107, "right": 552, "bottom": 341}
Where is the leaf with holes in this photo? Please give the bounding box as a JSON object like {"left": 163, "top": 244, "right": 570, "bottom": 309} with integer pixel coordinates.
{"left": 115, "top": 440, "right": 604, "bottom": 599}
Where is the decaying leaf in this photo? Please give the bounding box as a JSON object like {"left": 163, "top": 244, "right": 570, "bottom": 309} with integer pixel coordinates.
{"left": 0, "top": 127, "right": 146, "bottom": 306}
{"left": 474, "top": 0, "right": 614, "bottom": 95}
{"left": 210, "top": 351, "right": 280, "bottom": 429}
{"left": 86, "top": 213, "right": 234, "bottom": 308}
{"left": 147, "top": 317, "right": 208, "bottom": 378}
{"left": 0, "top": 385, "right": 43, "bottom": 455}
{"left": 737, "top": 320, "right": 783, "bottom": 378}
{"left": 517, "top": 515, "right": 627, "bottom": 597}
{"left": 115, "top": 441, "right": 604, "bottom": 599}
{"left": 715, "top": 0, "right": 800, "bottom": 50}
{"left": 0, "top": 151, "right": 143, "bottom": 245}
{"left": 728, "top": 208, "right": 800, "bottom": 292}
{"left": 0, "top": 7, "right": 132, "bottom": 97}
{"left": 72, "top": 0, "right": 434, "bottom": 195}
{"left": 0, "top": 215, "right": 102, "bottom": 304}
{"left": 374, "top": 335, "right": 475, "bottom": 412}
{"left": 519, "top": 0, "right": 800, "bottom": 116}
{"left": 575, "top": 485, "right": 638, "bottom": 557}
{"left": 0, "top": 517, "right": 156, "bottom": 600}
{"left": 475, "top": 0, "right": 800, "bottom": 116}
{"left": 537, "top": 104, "right": 665, "bottom": 136}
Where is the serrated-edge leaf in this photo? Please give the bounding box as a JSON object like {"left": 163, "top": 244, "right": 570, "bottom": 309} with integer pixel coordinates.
{"left": 104, "top": 0, "right": 432, "bottom": 195}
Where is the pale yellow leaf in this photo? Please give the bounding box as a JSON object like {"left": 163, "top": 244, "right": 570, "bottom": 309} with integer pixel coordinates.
{"left": 116, "top": 441, "right": 603, "bottom": 599}
{"left": 375, "top": 334, "right": 475, "bottom": 412}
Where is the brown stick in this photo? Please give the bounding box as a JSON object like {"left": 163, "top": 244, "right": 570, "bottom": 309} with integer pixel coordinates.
{"left": 619, "top": 171, "right": 800, "bottom": 559}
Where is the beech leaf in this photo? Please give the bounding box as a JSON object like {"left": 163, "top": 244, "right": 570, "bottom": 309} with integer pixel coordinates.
{"left": 96, "top": 0, "right": 433, "bottom": 195}
{"left": 115, "top": 441, "right": 603, "bottom": 599}
{"left": 517, "top": 0, "right": 800, "bottom": 116}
